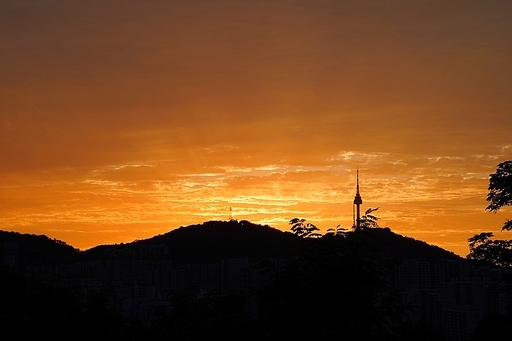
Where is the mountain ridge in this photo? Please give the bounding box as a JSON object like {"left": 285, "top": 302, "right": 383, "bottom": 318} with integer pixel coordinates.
{"left": 82, "top": 220, "right": 301, "bottom": 263}
{"left": 1, "top": 220, "right": 462, "bottom": 265}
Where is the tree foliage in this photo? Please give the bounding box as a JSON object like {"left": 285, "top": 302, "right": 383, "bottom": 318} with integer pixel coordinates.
{"left": 326, "top": 224, "right": 349, "bottom": 237}
{"left": 289, "top": 218, "right": 321, "bottom": 238}
{"left": 360, "top": 207, "right": 380, "bottom": 229}
{"left": 466, "top": 232, "right": 512, "bottom": 267}
{"left": 353, "top": 207, "right": 380, "bottom": 231}
{"left": 467, "top": 161, "right": 512, "bottom": 266}
{"left": 486, "top": 160, "right": 512, "bottom": 231}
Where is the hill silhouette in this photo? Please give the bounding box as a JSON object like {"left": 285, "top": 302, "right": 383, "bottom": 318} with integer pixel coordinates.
{"left": 83, "top": 220, "right": 301, "bottom": 263}
{"left": 2, "top": 221, "right": 461, "bottom": 265}
{"left": 0, "top": 230, "right": 80, "bottom": 266}
{"left": 360, "top": 227, "right": 461, "bottom": 260}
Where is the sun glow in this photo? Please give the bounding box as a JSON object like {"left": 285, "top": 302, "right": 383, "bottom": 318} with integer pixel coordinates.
{"left": 1, "top": 1, "right": 512, "bottom": 256}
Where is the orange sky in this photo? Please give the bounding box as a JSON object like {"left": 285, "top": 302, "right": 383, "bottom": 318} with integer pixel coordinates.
{"left": 1, "top": 0, "right": 511, "bottom": 256}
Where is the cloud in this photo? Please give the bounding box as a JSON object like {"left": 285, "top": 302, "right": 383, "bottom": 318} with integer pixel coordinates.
{"left": 1, "top": 0, "right": 512, "bottom": 253}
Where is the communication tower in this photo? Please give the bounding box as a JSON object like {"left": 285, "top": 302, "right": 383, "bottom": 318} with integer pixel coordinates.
{"left": 353, "top": 169, "right": 363, "bottom": 230}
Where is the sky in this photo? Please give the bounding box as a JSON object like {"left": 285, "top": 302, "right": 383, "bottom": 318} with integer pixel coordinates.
{"left": 1, "top": 0, "right": 511, "bottom": 256}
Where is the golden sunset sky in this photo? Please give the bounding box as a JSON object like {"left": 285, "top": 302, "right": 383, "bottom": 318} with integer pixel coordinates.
{"left": 1, "top": 0, "right": 511, "bottom": 256}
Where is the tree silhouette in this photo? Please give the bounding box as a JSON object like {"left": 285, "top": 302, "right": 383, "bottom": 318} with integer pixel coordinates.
{"left": 353, "top": 207, "right": 380, "bottom": 231}
{"left": 467, "top": 161, "right": 512, "bottom": 266}
{"left": 486, "top": 160, "right": 512, "bottom": 231}
{"left": 289, "top": 218, "right": 321, "bottom": 238}
{"left": 326, "top": 224, "right": 348, "bottom": 236}
{"left": 467, "top": 232, "right": 512, "bottom": 267}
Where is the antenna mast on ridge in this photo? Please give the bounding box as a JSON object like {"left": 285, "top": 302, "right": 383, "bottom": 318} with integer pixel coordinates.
{"left": 228, "top": 206, "right": 234, "bottom": 221}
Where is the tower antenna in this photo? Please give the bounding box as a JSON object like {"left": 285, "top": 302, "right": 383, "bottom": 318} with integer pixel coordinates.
{"left": 229, "top": 206, "right": 234, "bottom": 221}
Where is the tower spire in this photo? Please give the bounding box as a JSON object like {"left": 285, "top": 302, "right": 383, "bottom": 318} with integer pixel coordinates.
{"left": 353, "top": 168, "right": 363, "bottom": 230}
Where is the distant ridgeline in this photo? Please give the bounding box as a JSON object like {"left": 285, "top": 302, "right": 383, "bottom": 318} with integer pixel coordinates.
{"left": 82, "top": 220, "right": 301, "bottom": 263}
{"left": 1, "top": 220, "right": 459, "bottom": 265}
{"left": 0, "top": 230, "right": 80, "bottom": 266}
